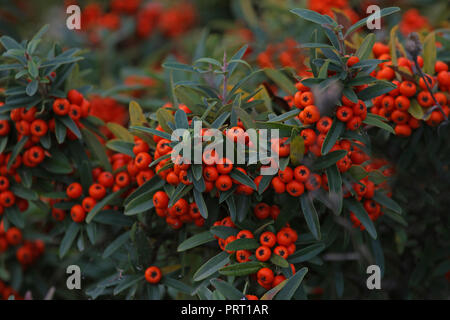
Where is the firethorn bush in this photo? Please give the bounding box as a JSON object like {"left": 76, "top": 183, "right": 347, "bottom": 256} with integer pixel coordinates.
{"left": 0, "top": 1, "right": 449, "bottom": 300}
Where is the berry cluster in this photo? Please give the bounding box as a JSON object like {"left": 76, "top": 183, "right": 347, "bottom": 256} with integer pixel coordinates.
{"left": 370, "top": 43, "right": 449, "bottom": 136}
{"left": 52, "top": 137, "right": 156, "bottom": 223}
{"left": 79, "top": 1, "right": 196, "bottom": 43}
{"left": 0, "top": 222, "right": 45, "bottom": 268}
{"left": 213, "top": 216, "right": 298, "bottom": 292}
{"left": 152, "top": 191, "right": 205, "bottom": 230}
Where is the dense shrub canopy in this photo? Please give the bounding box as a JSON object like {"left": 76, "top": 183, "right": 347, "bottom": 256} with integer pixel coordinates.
{"left": 0, "top": 0, "right": 448, "bottom": 300}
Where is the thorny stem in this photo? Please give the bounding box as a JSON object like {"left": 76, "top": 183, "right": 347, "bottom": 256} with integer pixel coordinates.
{"left": 222, "top": 51, "right": 228, "bottom": 105}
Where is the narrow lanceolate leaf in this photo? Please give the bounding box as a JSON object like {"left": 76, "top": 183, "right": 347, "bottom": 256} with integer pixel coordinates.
{"left": 225, "top": 238, "right": 259, "bottom": 251}
{"left": 130, "top": 126, "right": 172, "bottom": 140}
{"left": 86, "top": 189, "right": 126, "bottom": 223}
{"left": 326, "top": 165, "right": 343, "bottom": 215}
{"left": 7, "top": 136, "right": 28, "bottom": 170}
{"left": 106, "top": 140, "right": 135, "bottom": 157}
{"left": 300, "top": 195, "right": 321, "bottom": 241}
{"left": 113, "top": 275, "right": 145, "bottom": 295}
{"left": 288, "top": 243, "right": 326, "bottom": 263}
{"left": 81, "top": 128, "right": 112, "bottom": 171}
{"left": 193, "top": 188, "right": 208, "bottom": 219}
{"left": 321, "top": 121, "right": 344, "bottom": 155}
{"left": 59, "top": 222, "right": 81, "bottom": 258}
{"left": 102, "top": 231, "right": 130, "bottom": 258}
{"left": 290, "top": 134, "right": 305, "bottom": 166}
{"left": 271, "top": 254, "right": 289, "bottom": 268}
{"left": 210, "top": 279, "right": 244, "bottom": 300}
{"left": 193, "top": 251, "right": 230, "bottom": 281}
{"left": 275, "top": 267, "right": 308, "bottom": 300}
{"left": 106, "top": 123, "right": 134, "bottom": 142}
{"left": 363, "top": 113, "right": 395, "bottom": 134}
{"left": 219, "top": 261, "right": 264, "bottom": 277}
{"left": 356, "top": 33, "right": 376, "bottom": 60}
{"left": 372, "top": 191, "right": 402, "bottom": 214}
{"left": 264, "top": 68, "right": 296, "bottom": 95}
{"left": 344, "top": 198, "right": 377, "bottom": 239}
{"left": 124, "top": 191, "right": 154, "bottom": 216}
{"left": 177, "top": 231, "right": 215, "bottom": 252}
{"left": 290, "top": 8, "right": 336, "bottom": 26}
{"left": 423, "top": 32, "right": 436, "bottom": 75}
{"left": 156, "top": 108, "right": 175, "bottom": 133}
{"left": 229, "top": 169, "right": 257, "bottom": 190}
{"left": 161, "top": 277, "right": 193, "bottom": 295}
{"left": 312, "top": 150, "right": 347, "bottom": 171}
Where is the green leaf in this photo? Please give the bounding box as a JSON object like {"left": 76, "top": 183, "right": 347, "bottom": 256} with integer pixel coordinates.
{"left": 168, "top": 184, "right": 193, "bottom": 208}
{"left": 7, "top": 136, "right": 28, "bottom": 170}
{"left": 0, "top": 36, "right": 23, "bottom": 50}
{"left": 225, "top": 196, "right": 237, "bottom": 222}
{"left": 288, "top": 243, "right": 326, "bottom": 263}
{"left": 129, "top": 101, "right": 147, "bottom": 127}
{"left": 358, "top": 82, "right": 396, "bottom": 101}
{"left": 423, "top": 32, "right": 436, "bottom": 75}
{"left": 86, "top": 189, "right": 126, "bottom": 223}
{"left": 264, "top": 68, "right": 296, "bottom": 95}
{"left": 106, "top": 139, "right": 135, "bottom": 157}
{"left": 300, "top": 195, "right": 321, "bottom": 241}
{"left": 10, "top": 185, "right": 38, "bottom": 201}
{"left": 326, "top": 165, "right": 343, "bottom": 215}
{"left": 373, "top": 191, "right": 402, "bottom": 214}
{"left": 156, "top": 108, "right": 175, "bottom": 134}
{"left": 60, "top": 116, "right": 81, "bottom": 139}
{"left": 258, "top": 175, "right": 273, "bottom": 195}
{"left": 174, "top": 109, "right": 189, "bottom": 129}
{"left": 228, "top": 44, "right": 249, "bottom": 75}
{"left": 5, "top": 206, "right": 25, "bottom": 228}
{"left": 162, "top": 62, "right": 196, "bottom": 72}
{"left": 41, "top": 151, "right": 73, "bottom": 174}
{"left": 210, "top": 226, "right": 238, "bottom": 239}
{"left": 229, "top": 169, "right": 257, "bottom": 190}
{"left": 225, "top": 238, "right": 259, "bottom": 251}
{"left": 161, "top": 277, "right": 193, "bottom": 295}
{"left": 193, "top": 188, "right": 208, "bottom": 219}
{"left": 210, "top": 279, "right": 244, "bottom": 300}
{"left": 59, "top": 222, "right": 81, "bottom": 258}
{"left": 348, "top": 165, "right": 368, "bottom": 180}
{"left": 275, "top": 267, "right": 308, "bottom": 300}
{"left": 408, "top": 99, "right": 425, "bottom": 119}
{"left": 271, "top": 254, "right": 289, "bottom": 268}
{"left": 106, "top": 123, "right": 134, "bottom": 142}
{"left": 81, "top": 128, "right": 112, "bottom": 171}
{"left": 344, "top": 198, "right": 377, "bottom": 239}
{"left": 356, "top": 33, "right": 376, "bottom": 60}
{"left": 193, "top": 251, "right": 230, "bottom": 281}
{"left": 219, "top": 261, "right": 263, "bottom": 277}
{"left": 290, "top": 133, "right": 305, "bottom": 166}
{"left": 124, "top": 191, "right": 154, "bottom": 216}
{"left": 177, "top": 231, "right": 215, "bottom": 252}
{"left": 113, "top": 275, "right": 145, "bottom": 295}
{"left": 290, "top": 8, "right": 336, "bottom": 26}
{"left": 344, "top": 7, "right": 400, "bottom": 39}
{"left": 321, "top": 120, "right": 344, "bottom": 155}
{"left": 124, "top": 175, "right": 164, "bottom": 205}
{"left": 26, "top": 80, "right": 38, "bottom": 96}
{"left": 312, "top": 150, "right": 347, "bottom": 171}
{"left": 55, "top": 119, "right": 66, "bottom": 144}
{"left": 363, "top": 113, "right": 395, "bottom": 134}
{"left": 102, "top": 231, "right": 130, "bottom": 258}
